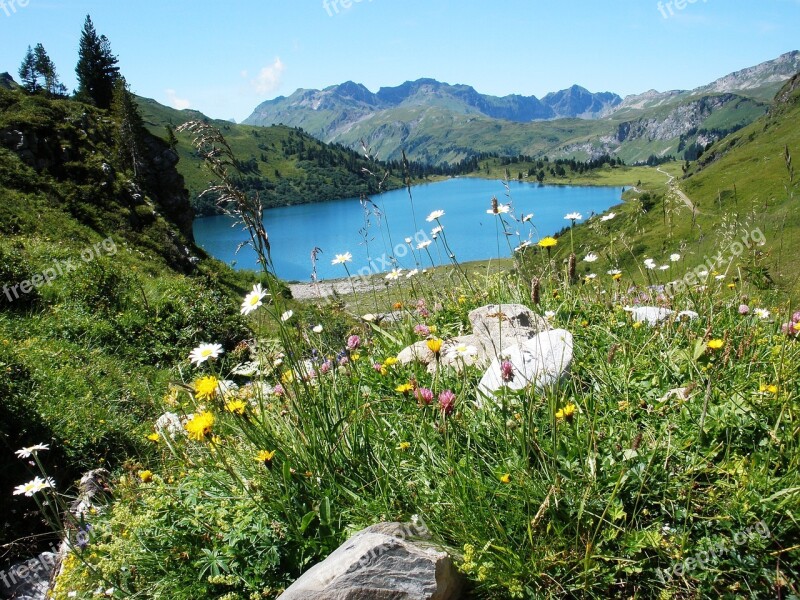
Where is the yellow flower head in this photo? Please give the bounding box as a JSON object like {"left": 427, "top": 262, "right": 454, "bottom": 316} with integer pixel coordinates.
{"left": 426, "top": 338, "right": 443, "bottom": 354}
{"left": 147, "top": 433, "right": 160, "bottom": 442}
{"left": 499, "top": 473, "right": 512, "bottom": 484}
{"left": 194, "top": 376, "right": 219, "bottom": 401}
{"left": 398, "top": 441, "right": 411, "bottom": 451}
{"left": 138, "top": 470, "right": 153, "bottom": 483}
{"left": 707, "top": 339, "right": 725, "bottom": 350}
{"left": 225, "top": 399, "right": 247, "bottom": 415}
{"left": 281, "top": 370, "right": 294, "bottom": 384}
{"left": 395, "top": 383, "right": 414, "bottom": 395}
{"left": 256, "top": 450, "right": 276, "bottom": 465}
{"left": 537, "top": 237, "right": 558, "bottom": 249}
{"left": 556, "top": 403, "right": 577, "bottom": 421}
{"left": 759, "top": 384, "right": 778, "bottom": 394}
{"left": 612, "top": 273, "right": 623, "bottom": 281}
{"left": 185, "top": 411, "right": 215, "bottom": 441}
{"left": 383, "top": 356, "right": 399, "bottom": 367}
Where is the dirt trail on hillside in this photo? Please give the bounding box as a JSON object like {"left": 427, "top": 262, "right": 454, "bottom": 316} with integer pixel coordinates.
{"left": 658, "top": 167, "right": 700, "bottom": 214}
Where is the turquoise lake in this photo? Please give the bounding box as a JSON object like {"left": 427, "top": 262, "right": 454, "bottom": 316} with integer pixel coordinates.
{"left": 193, "top": 178, "right": 624, "bottom": 282}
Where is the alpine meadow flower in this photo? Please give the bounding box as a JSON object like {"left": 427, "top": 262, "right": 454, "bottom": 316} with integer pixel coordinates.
{"left": 564, "top": 212, "right": 583, "bottom": 221}
{"left": 138, "top": 470, "right": 153, "bottom": 483}
{"left": 415, "top": 387, "right": 434, "bottom": 405}
{"left": 670, "top": 253, "right": 681, "bottom": 262}
{"left": 707, "top": 339, "right": 725, "bottom": 350}
{"left": 426, "top": 338, "right": 443, "bottom": 354}
{"left": 446, "top": 343, "right": 478, "bottom": 362}
{"left": 331, "top": 252, "right": 352, "bottom": 265}
{"left": 426, "top": 210, "right": 445, "bottom": 222}
{"left": 240, "top": 284, "right": 268, "bottom": 316}
{"left": 13, "top": 476, "right": 56, "bottom": 497}
{"left": 185, "top": 411, "right": 215, "bottom": 441}
{"left": 15, "top": 444, "right": 49, "bottom": 459}
{"left": 644, "top": 259, "right": 657, "bottom": 270}
{"left": 347, "top": 335, "right": 361, "bottom": 350}
{"left": 600, "top": 212, "right": 617, "bottom": 222}
{"left": 417, "top": 240, "right": 432, "bottom": 250}
{"left": 439, "top": 390, "right": 456, "bottom": 415}
{"left": 281, "top": 310, "right": 294, "bottom": 322}
{"left": 385, "top": 268, "right": 403, "bottom": 280}
{"left": 312, "top": 324, "right": 324, "bottom": 333}
{"left": 521, "top": 213, "right": 534, "bottom": 223}
{"left": 537, "top": 237, "right": 558, "bottom": 249}
{"left": 584, "top": 252, "right": 599, "bottom": 262}
{"left": 194, "top": 375, "right": 220, "bottom": 401}
{"left": 189, "top": 343, "right": 223, "bottom": 366}
{"left": 487, "top": 204, "right": 511, "bottom": 215}
{"left": 754, "top": 308, "right": 770, "bottom": 319}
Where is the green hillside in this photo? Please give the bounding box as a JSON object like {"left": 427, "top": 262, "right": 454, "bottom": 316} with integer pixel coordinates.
{"left": 0, "top": 88, "right": 257, "bottom": 556}
{"left": 544, "top": 75, "right": 800, "bottom": 296}
{"left": 135, "top": 97, "right": 406, "bottom": 215}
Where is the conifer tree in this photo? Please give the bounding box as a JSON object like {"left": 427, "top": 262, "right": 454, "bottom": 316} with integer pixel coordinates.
{"left": 18, "top": 46, "right": 38, "bottom": 92}
{"left": 75, "top": 15, "right": 120, "bottom": 109}
{"left": 111, "top": 77, "right": 145, "bottom": 179}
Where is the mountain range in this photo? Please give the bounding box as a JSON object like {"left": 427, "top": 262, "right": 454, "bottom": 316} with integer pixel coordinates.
{"left": 244, "top": 51, "right": 800, "bottom": 165}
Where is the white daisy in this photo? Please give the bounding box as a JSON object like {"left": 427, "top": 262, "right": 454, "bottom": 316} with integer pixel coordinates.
{"left": 753, "top": 308, "right": 770, "bottom": 319}
{"left": 445, "top": 344, "right": 479, "bottom": 363}
{"left": 406, "top": 269, "right": 419, "bottom": 278}
{"left": 644, "top": 258, "right": 657, "bottom": 270}
{"left": 426, "top": 210, "right": 445, "bottom": 222}
{"left": 584, "top": 252, "right": 599, "bottom": 262}
{"left": 14, "top": 444, "right": 50, "bottom": 459}
{"left": 514, "top": 241, "right": 531, "bottom": 252}
{"left": 331, "top": 252, "right": 352, "bottom": 265}
{"left": 564, "top": 212, "right": 583, "bottom": 221}
{"left": 189, "top": 343, "right": 223, "bottom": 366}
{"left": 312, "top": 324, "right": 323, "bottom": 333}
{"left": 521, "top": 213, "right": 534, "bottom": 222}
{"left": 281, "top": 310, "right": 294, "bottom": 322}
{"left": 487, "top": 204, "right": 511, "bottom": 215}
{"left": 13, "top": 476, "right": 55, "bottom": 497}
{"left": 417, "top": 240, "right": 432, "bottom": 250}
{"left": 240, "top": 283, "right": 268, "bottom": 316}
{"left": 670, "top": 253, "right": 681, "bottom": 262}
{"left": 385, "top": 268, "right": 403, "bottom": 281}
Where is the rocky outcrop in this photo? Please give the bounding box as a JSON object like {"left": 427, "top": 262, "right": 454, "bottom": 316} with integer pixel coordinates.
{"left": 277, "top": 522, "right": 462, "bottom": 600}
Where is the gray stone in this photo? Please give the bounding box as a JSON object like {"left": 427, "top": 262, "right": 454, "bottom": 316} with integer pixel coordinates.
{"left": 277, "top": 523, "right": 462, "bottom": 600}
{"left": 478, "top": 329, "right": 574, "bottom": 402}
{"left": 397, "top": 341, "right": 436, "bottom": 366}
{"left": 468, "top": 304, "right": 550, "bottom": 360}
{"left": 0, "top": 552, "right": 57, "bottom": 600}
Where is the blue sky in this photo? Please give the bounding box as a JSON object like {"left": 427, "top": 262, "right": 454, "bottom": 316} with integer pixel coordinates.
{"left": 1, "top": 0, "right": 798, "bottom": 122}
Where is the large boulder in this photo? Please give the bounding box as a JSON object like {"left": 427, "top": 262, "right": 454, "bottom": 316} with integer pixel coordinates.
{"left": 277, "top": 522, "right": 462, "bottom": 600}
{"left": 478, "top": 329, "right": 574, "bottom": 402}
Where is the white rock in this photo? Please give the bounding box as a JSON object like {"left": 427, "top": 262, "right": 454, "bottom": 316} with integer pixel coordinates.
{"left": 624, "top": 306, "right": 674, "bottom": 326}
{"left": 477, "top": 329, "right": 574, "bottom": 402}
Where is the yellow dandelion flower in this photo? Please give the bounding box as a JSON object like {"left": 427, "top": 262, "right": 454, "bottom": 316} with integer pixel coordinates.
{"left": 759, "top": 384, "right": 778, "bottom": 394}
{"left": 256, "top": 450, "right": 276, "bottom": 465}
{"left": 383, "top": 357, "right": 399, "bottom": 367}
{"left": 632, "top": 321, "right": 642, "bottom": 329}
{"left": 395, "top": 383, "right": 414, "bottom": 394}
{"left": 426, "top": 338, "right": 443, "bottom": 354}
{"left": 556, "top": 403, "right": 577, "bottom": 421}
{"left": 351, "top": 352, "right": 361, "bottom": 361}
{"left": 138, "top": 470, "right": 153, "bottom": 483}
{"left": 281, "top": 370, "right": 294, "bottom": 384}
{"left": 147, "top": 433, "right": 160, "bottom": 442}
{"left": 537, "top": 237, "right": 558, "bottom": 249}
{"left": 185, "top": 411, "right": 215, "bottom": 441}
{"left": 225, "top": 399, "right": 247, "bottom": 415}
{"left": 194, "top": 376, "right": 219, "bottom": 401}
{"left": 707, "top": 339, "right": 724, "bottom": 350}
{"left": 499, "top": 473, "right": 512, "bottom": 484}
{"left": 398, "top": 441, "right": 411, "bottom": 451}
